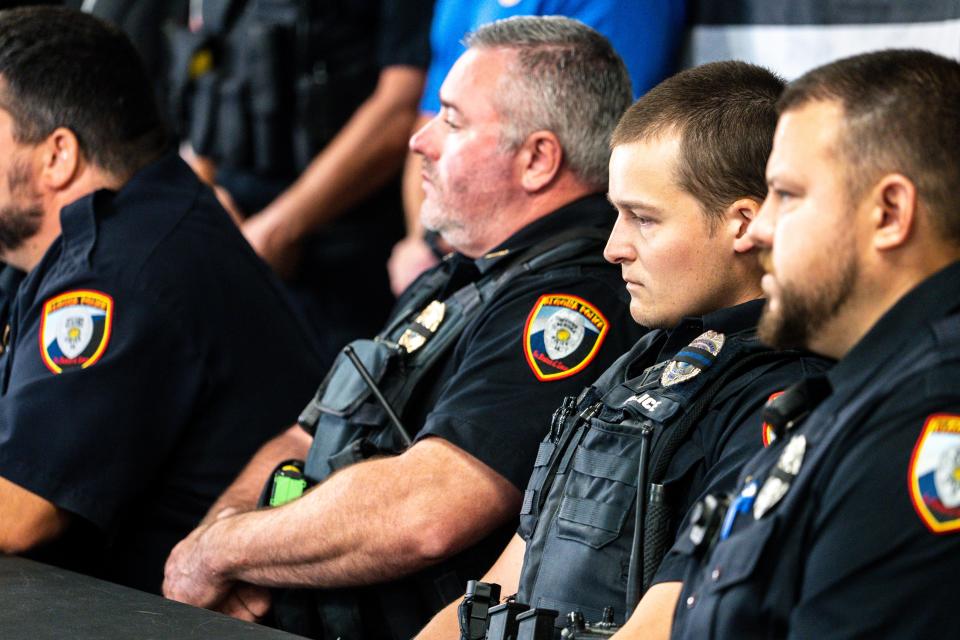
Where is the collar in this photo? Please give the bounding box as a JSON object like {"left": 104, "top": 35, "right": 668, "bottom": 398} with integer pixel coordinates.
{"left": 472, "top": 194, "right": 613, "bottom": 274}
{"left": 827, "top": 260, "right": 960, "bottom": 396}
{"left": 659, "top": 298, "right": 765, "bottom": 359}
{"left": 58, "top": 152, "right": 185, "bottom": 267}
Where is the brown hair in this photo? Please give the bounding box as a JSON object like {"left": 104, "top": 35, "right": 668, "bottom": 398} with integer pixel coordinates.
{"left": 779, "top": 49, "right": 960, "bottom": 243}
{"left": 611, "top": 61, "right": 784, "bottom": 221}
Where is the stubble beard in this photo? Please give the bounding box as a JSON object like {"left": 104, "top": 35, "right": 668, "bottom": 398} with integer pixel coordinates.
{"left": 0, "top": 159, "right": 43, "bottom": 254}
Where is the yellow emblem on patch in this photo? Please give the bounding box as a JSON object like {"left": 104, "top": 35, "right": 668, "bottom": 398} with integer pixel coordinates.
{"left": 908, "top": 414, "right": 960, "bottom": 534}
{"left": 522, "top": 293, "right": 608, "bottom": 382}
{"left": 39, "top": 290, "right": 114, "bottom": 374}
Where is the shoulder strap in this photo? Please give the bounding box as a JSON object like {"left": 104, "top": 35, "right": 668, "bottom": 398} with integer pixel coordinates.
{"left": 473, "top": 226, "right": 611, "bottom": 309}
{"left": 638, "top": 349, "right": 803, "bottom": 596}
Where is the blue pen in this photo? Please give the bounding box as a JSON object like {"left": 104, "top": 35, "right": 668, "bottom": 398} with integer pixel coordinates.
{"left": 720, "top": 480, "right": 758, "bottom": 541}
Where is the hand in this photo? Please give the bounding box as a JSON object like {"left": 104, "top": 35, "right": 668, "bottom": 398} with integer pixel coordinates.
{"left": 215, "top": 583, "right": 272, "bottom": 622}
{"left": 163, "top": 520, "right": 233, "bottom": 610}
{"left": 241, "top": 212, "right": 302, "bottom": 279}
{"left": 388, "top": 235, "right": 441, "bottom": 296}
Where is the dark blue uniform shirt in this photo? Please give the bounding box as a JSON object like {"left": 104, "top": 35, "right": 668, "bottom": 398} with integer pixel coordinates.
{"left": 0, "top": 153, "right": 323, "bottom": 593}
{"left": 671, "top": 261, "right": 960, "bottom": 639}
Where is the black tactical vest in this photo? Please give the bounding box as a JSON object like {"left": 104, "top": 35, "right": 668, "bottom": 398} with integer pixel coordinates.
{"left": 278, "top": 229, "right": 609, "bottom": 640}
{"left": 168, "top": 0, "right": 378, "bottom": 176}
{"left": 515, "top": 326, "right": 791, "bottom": 630}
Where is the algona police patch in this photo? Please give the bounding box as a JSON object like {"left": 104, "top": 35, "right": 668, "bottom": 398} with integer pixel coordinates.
{"left": 909, "top": 414, "right": 960, "bottom": 534}
{"left": 523, "top": 293, "right": 608, "bottom": 382}
{"left": 39, "top": 290, "right": 113, "bottom": 374}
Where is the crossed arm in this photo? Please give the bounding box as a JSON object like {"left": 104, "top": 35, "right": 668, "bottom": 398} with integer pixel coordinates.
{"left": 163, "top": 436, "right": 520, "bottom": 609}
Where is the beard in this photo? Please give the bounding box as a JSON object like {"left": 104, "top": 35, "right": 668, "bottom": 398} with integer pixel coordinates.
{"left": 758, "top": 247, "right": 858, "bottom": 350}
{"left": 0, "top": 159, "right": 42, "bottom": 253}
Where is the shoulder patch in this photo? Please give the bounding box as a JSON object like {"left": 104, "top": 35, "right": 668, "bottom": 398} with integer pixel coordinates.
{"left": 39, "top": 290, "right": 114, "bottom": 374}
{"left": 908, "top": 414, "right": 960, "bottom": 534}
{"left": 762, "top": 391, "right": 785, "bottom": 447}
{"left": 523, "top": 293, "right": 609, "bottom": 382}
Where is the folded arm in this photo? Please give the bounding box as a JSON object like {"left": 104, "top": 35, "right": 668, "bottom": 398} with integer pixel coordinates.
{"left": 164, "top": 437, "right": 520, "bottom": 608}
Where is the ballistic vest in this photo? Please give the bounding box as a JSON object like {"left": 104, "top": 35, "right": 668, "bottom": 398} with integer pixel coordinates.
{"left": 516, "top": 325, "right": 794, "bottom": 631}
{"left": 168, "top": 0, "right": 378, "bottom": 176}
{"left": 283, "top": 228, "right": 610, "bottom": 639}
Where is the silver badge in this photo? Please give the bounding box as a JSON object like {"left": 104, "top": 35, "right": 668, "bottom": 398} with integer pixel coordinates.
{"left": 661, "top": 330, "right": 726, "bottom": 387}
{"left": 753, "top": 434, "right": 806, "bottom": 520}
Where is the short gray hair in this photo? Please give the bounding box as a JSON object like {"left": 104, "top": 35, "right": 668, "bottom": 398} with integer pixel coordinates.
{"left": 466, "top": 16, "right": 632, "bottom": 191}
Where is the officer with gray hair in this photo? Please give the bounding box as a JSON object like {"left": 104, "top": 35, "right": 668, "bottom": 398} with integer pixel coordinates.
{"left": 164, "top": 16, "right": 641, "bottom": 639}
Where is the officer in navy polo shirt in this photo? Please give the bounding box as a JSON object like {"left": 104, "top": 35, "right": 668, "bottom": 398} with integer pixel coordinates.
{"left": 0, "top": 7, "right": 322, "bottom": 593}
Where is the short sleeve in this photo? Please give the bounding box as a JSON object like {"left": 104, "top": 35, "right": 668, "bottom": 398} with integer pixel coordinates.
{"left": 415, "top": 272, "right": 638, "bottom": 490}
{"left": 0, "top": 283, "right": 202, "bottom": 531}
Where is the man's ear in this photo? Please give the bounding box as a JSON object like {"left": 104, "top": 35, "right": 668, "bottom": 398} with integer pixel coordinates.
{"left": 517, "top": 130, "right": 563, "bottom": 193}
{"left": 726, "top": 197, "right": 761, "bottom": 253}
{"left": 869, "top": 173, "right": 916, "bottom": 251}
{"left": 37, "top": 127, "right": 81, "bottom": 191}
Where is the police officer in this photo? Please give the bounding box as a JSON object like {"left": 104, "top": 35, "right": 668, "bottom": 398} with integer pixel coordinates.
{"left": 170, "top": 0, "right": 433, "bottom": 363}
{"left": 669, "top": 50, "right": 960, "bottom": 639}
{"left": 415, "top": 62, "right": 831, "bottom": 640}
{"left": 163, "top": 17, "right": 643, "bottom": 639}
{"left": 0, "top": 7, "right": 322, "bottom": 594}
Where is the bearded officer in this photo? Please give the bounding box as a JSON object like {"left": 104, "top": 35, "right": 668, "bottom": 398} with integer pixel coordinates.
{"left": 163, "top": 17, "right": 642, "bottom": 639}
{"left": 669, "top": 49, "right": 960, "bottom": 639}
{"left": 414, "top": 61, "right": 830, "bottom": 640}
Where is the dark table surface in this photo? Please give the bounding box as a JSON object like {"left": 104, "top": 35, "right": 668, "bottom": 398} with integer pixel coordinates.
{"left": 0, "top": 555, "right": 308, "bottom": 639}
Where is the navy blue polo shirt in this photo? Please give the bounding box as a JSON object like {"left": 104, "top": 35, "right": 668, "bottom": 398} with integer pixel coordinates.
{"left": 671, "top": 261, "right": 960, "bottom": 639}
{"left": 0, "top": 153, "right": 323, "bottom": 593}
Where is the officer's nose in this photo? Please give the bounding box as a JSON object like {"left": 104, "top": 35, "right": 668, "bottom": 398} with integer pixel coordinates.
{"left": 747, "top": 195, "right": 776, "bottom": 251}
{"left": 603, "top": 211, "right": 636, "bottom": 265}
{"left": 409, "top": 116, "right": 440, "bottom": 158}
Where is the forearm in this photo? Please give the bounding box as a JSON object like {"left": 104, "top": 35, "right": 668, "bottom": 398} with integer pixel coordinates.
{"left": 258, "top": 66, "right": 424, "bottom": 236}
{"left": 201, "top": 424, "right": 311, "bottom": 524}
{"left": 206, "top": 439, "right": 520, "bottom": 589}
{"left": 0, "top": 476, "right": 68, "bottom": 554}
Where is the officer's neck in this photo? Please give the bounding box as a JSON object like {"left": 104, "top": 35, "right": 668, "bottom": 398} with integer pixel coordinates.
{"left": 5, "top": 164, "right": 125, "bottom": 273}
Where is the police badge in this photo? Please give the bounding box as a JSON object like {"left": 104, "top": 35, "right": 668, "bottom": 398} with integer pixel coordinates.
{"left": 661, "top": 330, "right": 726, "bottom": 387}
{"left": 39, "top": 290, "right": 113, "bottom": 374}
{"left": 753, "top": 434, "right": 806, "bottom": 520}
{"left": 398, "top": 300, "right": 446, "bottom": 353}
